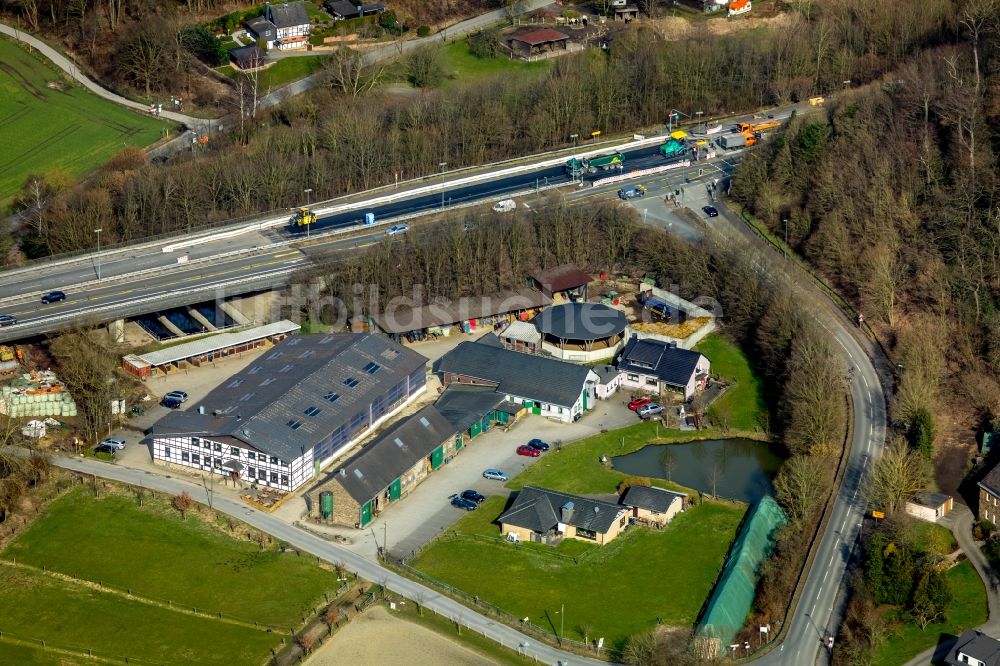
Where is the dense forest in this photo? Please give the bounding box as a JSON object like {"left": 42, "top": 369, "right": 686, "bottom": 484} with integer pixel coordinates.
{"left": 3, "top": 0, "right": 959, "bottom": 260}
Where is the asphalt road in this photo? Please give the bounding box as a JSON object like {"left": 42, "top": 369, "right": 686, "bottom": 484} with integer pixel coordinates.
{"left": 709, "top": 206, "right": 888, "bottom": 665}
{"left": 47, "top": 454, "right": 601, "bottom": 666}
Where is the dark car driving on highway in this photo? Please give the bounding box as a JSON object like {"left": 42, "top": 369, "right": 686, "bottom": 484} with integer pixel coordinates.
{"left": 41, "top": 290, "right": 66, "bottom": 304}
{"left": 0, "top": 314, "right": 17, "bottom": 327}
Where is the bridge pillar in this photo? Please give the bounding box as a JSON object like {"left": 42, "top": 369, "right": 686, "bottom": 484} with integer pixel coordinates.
{"left": 108, "top": 319, "right": 125, "bottom": 344}
{"left": 220, "top": 301, "right": 251, "bottom": 326}
{"left": 187, "top": 308, "right": 218, "bottom": 333}
{"left": 157, "top": 315, "right": 186, "bottom": 339}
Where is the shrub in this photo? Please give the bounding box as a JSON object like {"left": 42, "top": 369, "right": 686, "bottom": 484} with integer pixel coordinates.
{"left": 180, "top": 26, "right": 228, "bottom": 66}
{"left": 309, "top": 34, "right": 325, "bottom": 46}
{"left": 468, "top": 28, "right": 502, "bottom": 59}
{"left": 407, "top": 46, "right": 445, "bottom": 87}
{"left": 417, "top": 25, "right": 431, "bottom": 37}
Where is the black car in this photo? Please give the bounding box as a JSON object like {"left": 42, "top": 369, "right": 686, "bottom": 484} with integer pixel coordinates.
{"left": 161, "top": 396, "right": 183, "bottom": 409}
{"left": 40, "top": 290, "right": 66, "bottom": 304}
{"left": 451, "top": 496, "right": 478, "bottom": 511}
{"left": 94, "top": 444, "right": 117, "bottom": 455}
{"left": 527, "top": 438, "right": 550, "bottom": 452}
{"left": 702, "top": 206, "right": 719, "bottom": 218}
{"left": 460, "top": 490, "right": 486, "bottom": 504}
{"left": 0, "top": 314, "right": 17, "bottom": 327}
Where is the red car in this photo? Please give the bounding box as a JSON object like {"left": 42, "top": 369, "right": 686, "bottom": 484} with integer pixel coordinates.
{"left": 628, "top": 397, "right": 653, "bottom": 411}
{"left": 516, "top": 445, "right": 541, "bottom": 457}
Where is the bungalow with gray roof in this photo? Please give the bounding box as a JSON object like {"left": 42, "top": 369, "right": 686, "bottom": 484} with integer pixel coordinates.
{"left": 498, "top": 486, "right": 629, "bottom": 545}
{"left": 621, "top": 485, "right": 687, "bottom": 527}
{"left": 146, "top": 333, "right": 427, "bottom": 492}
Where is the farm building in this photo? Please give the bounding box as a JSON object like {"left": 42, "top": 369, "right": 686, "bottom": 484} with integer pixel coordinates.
{"left": 498, "top": 486, "right": 629, "bottom": 545}
{"left": 593, "top": 364, "right": 622, "bottom": 399}
{"left": 146, "top": 333, "right": 427, "bottom": 492}
{"left": 528, "top": 264, "right": 590, "bottom": 302}
{"left": 905, "top": 491, "right": 954, "bottom": 522}
{"left": 434, "top": 383, "right": 524, "bottom": 440}
{"left": 434, "top": 337, "right": 598, "bottom": 423}
{"left": 325, "top": 0, "right": 385, "bottom": 18}
{"left": 498, "top": 320, "right": 541, "bottom": 354}
{"left": 507, "top": 29, "right": 570, "bottom": 58}
{"left": 122, "top": 320, "right": 300, "bottom": 379}
{"left": 369, "top": 287, "right": 550, "bottom": 339}
{"left": 621, "top": 485, "right": 687, "bottom": 527}
{"left": 305, "top": 406, "right": 456, "bottom": 528}
{"left": 617, "top": 336, "right": 710, "bottom": 400}
{"left": 944, "top": 630, "right": 1000, "bottom": 666}
{"left": 533, "top": 302, "right": 629, "bottom": 362}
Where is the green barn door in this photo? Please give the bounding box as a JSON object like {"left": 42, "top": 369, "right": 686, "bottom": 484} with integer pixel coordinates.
{"left": 389, "top": 478, "right": 402, "bottom": 501}
{"left": 360, "top": 501, "right": 373, "bottom": 527}
{"left": 430, "top": 445, "right": 444, "bottom": 469}
{"left": 455, "top": 435, "right": 463, "bottom": 450}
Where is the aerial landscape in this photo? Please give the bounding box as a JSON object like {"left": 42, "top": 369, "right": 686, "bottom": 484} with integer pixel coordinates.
{"left": 0, "top": 0, "right": 999, "bottom": 664}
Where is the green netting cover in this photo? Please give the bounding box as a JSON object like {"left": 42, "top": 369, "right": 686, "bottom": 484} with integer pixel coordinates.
{"left": 696, "top": 496, "right": 788, "bottom": 647}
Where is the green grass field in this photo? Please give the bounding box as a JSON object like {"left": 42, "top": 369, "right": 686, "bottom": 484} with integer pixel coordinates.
{"left": 872, "top": 560, "right": 987, "bottom": 666}
{"left": 0, "top": 564, "right": 277, "bottom": 664}
{"left": 695, "top": 334, "right": 768, "bottom": 432}
{"left": 413, "top": 498, "right": 745, "bottom": 649}
{"left": 3, "top": 488, "right": 337, "bottom": 627}
{"left": 0, "top": 36, "right": 168, "bottom": 208}
{"left": 0, "top": 641, "right": 68, "bottom": 665}
{"left": 440, "top": 41, "right": 550, "bottom": 85}
{"left": 910, "top": 520, "right": 958, "bottom": 558}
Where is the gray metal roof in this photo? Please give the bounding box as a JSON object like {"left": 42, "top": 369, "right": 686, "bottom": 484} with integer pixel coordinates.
{"left": 534, "top": 302, "right": 627, "bottom": 340}
{"left": 369, "top": 288, "right": 550, "bottom": 334}
{"left": 621, "top": 485, "right": 686, "bottom": 513}
{"left": 947, "top": 630, "right": 1000, "bottom": 666}
{"left": 593, "top": 364, "right": 620, "bottom": 384}
{"left": 147, "top": 333, "right": 427, "bottom": 461}
{"left": 498, "top": 486, "right": 625, "bottom": 535}
{"left": 434, "top": 339, "right": 594, "bottom": 408}
{"left": 267, "top": 1, "right": 310, "bottom": 28}
{"left": 617, "top": 337, "right": 706, "bottom": 388}
{"left": 499, "top": 321, "right": 540, "bottom": 345}
{"left": 245, "top": 16, "right": 276, "bottom": 37}
{"left": 327, "top": 405, "right": 455, "bottom": 504}
{"left": 132, "top": 320, "right": 300, "bottom": 368}
{"left": 909, "top": 490, "right": 951, "bottom": 508}
{"left": 434, "top": 384, "right": 505, "bottom": 433}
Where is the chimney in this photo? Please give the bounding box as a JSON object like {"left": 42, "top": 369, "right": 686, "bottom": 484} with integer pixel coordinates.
{"left": 339, "top": 468, "right": 346, "bottom": 477}
{"left": 560, "top": 501, "right": 574, "bottom": 523}
{"left": 198, "top": 405, "right": 205, "bottom": 415}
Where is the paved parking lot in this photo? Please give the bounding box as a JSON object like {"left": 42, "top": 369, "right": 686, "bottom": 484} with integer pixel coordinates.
{"left": 277, "top": 398, "right": 638, "bottom": 561}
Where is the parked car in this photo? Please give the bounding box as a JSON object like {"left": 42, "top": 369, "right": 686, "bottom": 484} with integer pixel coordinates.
{"left": 98, "top": 437, "right": 126, "bottom": 451}
{"left": 0, "top": 314, "right": 17, "bottom": 327}
{"left": 637, "top": 403, "right": 665, "bottom": 419}
{"left": 451, "top": 496, "right": 478, "bottom": 511}
{"left": 461, "top": 489, "right": 486, "bottom": 504}
{"left": 94, "top": 444, "right": 117, "bottom": 455}
{"left": 161, "top": 396, "right": 183, "bottom": 409}
{"left": 702, "top": 205, "right": 719, "bottom": 218}
{"left": 40, "top": 290, "right": 66, "bottom": 304}
{"left": 385, "top": 224, "right": 409, "bottom": 236}
{"left": 517, "top": 445, "right": 541, "bottom": 457}
{"left": 483, "top": 469, "right": 508, "bottom": 481}
{"left": 527, "top": 438, "right": 550, "bottom": 452}
{"left": 164, "top": 390, "right": 188, "bottom": 403}
{"left": 628, "top": 397, "right": 653, "bottom": 411}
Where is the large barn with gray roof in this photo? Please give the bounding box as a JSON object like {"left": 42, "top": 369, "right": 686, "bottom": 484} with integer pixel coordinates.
{"left": 146, "top": 333, "right": 427, "bottom": 492}
{"left": 433, "top": 337, "right": 599, "bottom": 423}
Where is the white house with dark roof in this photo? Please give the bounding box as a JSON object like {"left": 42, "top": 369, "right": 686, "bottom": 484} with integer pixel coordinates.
{"left": 245, "top": 15, "right": 277, "bottom": 48}
{"left": 146, "top": 333, "right": 427, "bottom": 492}
{"left": 617, "top": 336, "right": 709, "bottom": 400}
{"left": 944, "top": 629, "right": 1000, "bottom": 666}
{"left": 266, "top": 1, "right": 310, "bottom": 50}
{"left": 433, "top": 337, "right": 598, "bottom": 423}
{"left": 305, "top": 405, "right": 457, "bottom": 527}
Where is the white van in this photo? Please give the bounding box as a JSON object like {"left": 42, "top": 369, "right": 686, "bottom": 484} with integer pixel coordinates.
{"left": 492, "top": 199, "right": 516, "bottom": 213}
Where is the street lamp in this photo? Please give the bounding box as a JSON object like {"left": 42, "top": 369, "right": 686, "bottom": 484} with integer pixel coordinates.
{"left": 569, "top": 133, "right": 578, "bottom": 147}
{"left": 439, "top": 163, "right": 447, "bottom": 208}
{"left": 695, "top": 110, "right": 704, "bottom": 132}
{"left": 94, "top": 228, "right": 102, "bottom": 280}
{"left": 303, "top": 188, "right": 313, "bottom": 239}
{"left": 782, "top": 217, "right": 789, "bottom": 258}
{"left": 843, "top": 79, "right": 851, "bottom": 90}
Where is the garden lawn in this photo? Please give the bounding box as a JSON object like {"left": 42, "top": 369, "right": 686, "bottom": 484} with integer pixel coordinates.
{"left": 3, "top": 488, "right": 337, "bottom": 627}
{"left": 696, "top": 334, "right": 768, "bottom": 432}
{"left": 871, "top": 560, "right": 987, "bottom": 666}
{"left": 219, "top": 55, "right": 328, "bottom": 90}
{"left": 440, "top": 41, "right": 549, "bottom": 85}
{"left": 0, "top": 36, "right": 167, "bottom": 208}
{"left": 909, "top": 520, "right": 958, "bottom": 557}
{"left": 413, "top": 500, "right": 746, "bottom": 649}
{"left": 0, "top": 565, "right": 277, "bottom": 665}
{"left": 508, "top": 419, "right": 718, "bottom": 496}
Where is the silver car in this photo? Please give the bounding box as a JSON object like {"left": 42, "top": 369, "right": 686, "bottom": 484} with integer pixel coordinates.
{"left": 637, "top": 403, "right": 664, "bottom": 419}
{"left": 98, "top": 437, "right": 126, "bottom": 450}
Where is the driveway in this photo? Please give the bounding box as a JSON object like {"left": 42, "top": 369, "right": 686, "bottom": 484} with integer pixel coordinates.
{"left": 277, "top": 398, "right": 638, "bottom": 560}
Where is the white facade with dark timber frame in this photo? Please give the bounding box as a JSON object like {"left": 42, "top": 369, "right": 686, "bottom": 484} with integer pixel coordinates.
{"left": 147, "top": 333, "right": 428, "bottom": 492}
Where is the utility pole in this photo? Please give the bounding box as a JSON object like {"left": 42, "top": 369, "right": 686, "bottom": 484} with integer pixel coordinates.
{"left": 439, "top": 162, "right": 447, "bottom": 208}
{"left": 304, "top": 188, "right": 313, "bottom": 239}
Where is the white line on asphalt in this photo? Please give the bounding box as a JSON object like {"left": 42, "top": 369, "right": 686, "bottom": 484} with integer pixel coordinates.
{"left": 859, "top": 375, "right": 868, "bottom": 390}
{"left": 817, "top": 587, "right": 823, "bottom": 599}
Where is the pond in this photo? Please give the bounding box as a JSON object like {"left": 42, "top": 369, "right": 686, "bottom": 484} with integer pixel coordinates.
{"left": 612, "top": 438, "right": 785, "bottom": 504}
